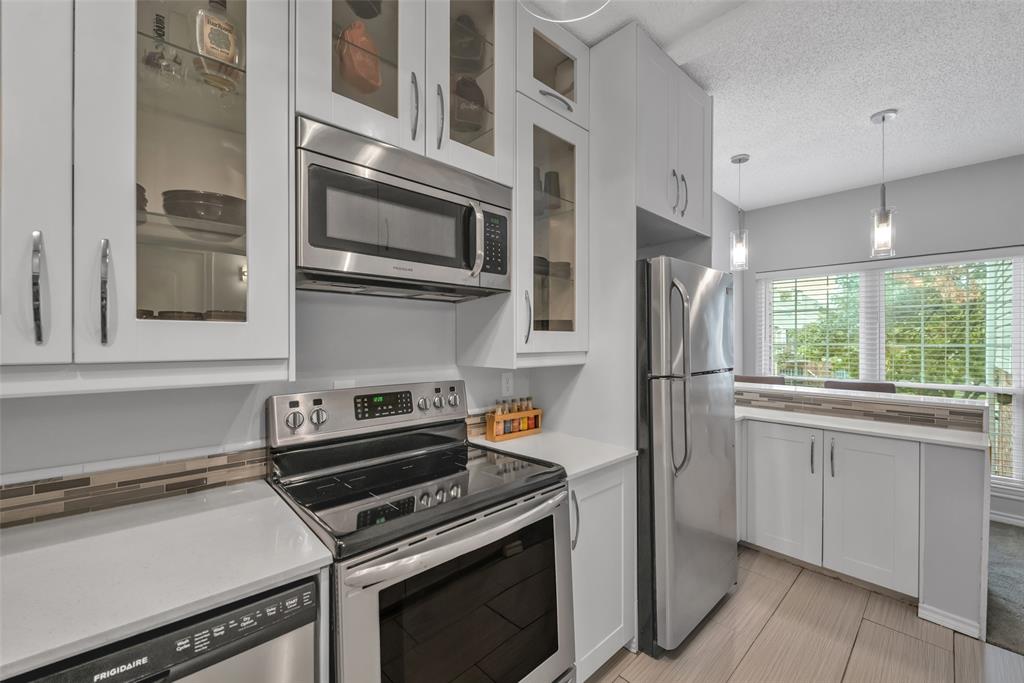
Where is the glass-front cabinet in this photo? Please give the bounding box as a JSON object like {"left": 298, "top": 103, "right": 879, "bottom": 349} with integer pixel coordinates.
{"left": 516, "top": 94, "right": 589, "bottom": 355}
{"left": 72, "top": 0, "right": 289, "bottom": 363}
{"left": 516, "top": 3, "right": 590, "bottom": 130}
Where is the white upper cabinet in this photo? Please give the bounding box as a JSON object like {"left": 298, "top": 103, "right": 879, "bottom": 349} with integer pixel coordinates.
{"left": 516, "top": 3, "right": 590, "bottom": 130}
{"left": 822, "top": 431, "right": 920, "bottom": 596}
{"left": 635, "top": 28, "right": 712, "bottom": 237}
{"left": 424, "top": 0, "right": 514, "bottom": 185}
{"left": 71, "top": 0, "right": 290, "bottom": 364}
{"left": 295, "top": 0, "right": 425, "bottom": 154}
{"left": 1, "top": 0, "right": 74, "bottom": 366}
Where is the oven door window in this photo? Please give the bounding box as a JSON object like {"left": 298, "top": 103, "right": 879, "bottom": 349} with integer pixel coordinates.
{"left": 378, "top": 517, "right": 557, "bottom": 683}
{"left": 307, "top": 165, "right": 475, "bottom": 270}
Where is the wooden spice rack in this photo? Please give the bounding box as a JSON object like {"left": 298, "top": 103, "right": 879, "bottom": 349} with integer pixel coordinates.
{"left": 485, "top": 409, "right": 543, "bottom": 442}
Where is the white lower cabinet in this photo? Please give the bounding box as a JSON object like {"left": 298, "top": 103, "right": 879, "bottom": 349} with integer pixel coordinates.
{"left": 822, "top": 431, "right": 920, "bottom": 597}
{"left": 745, "top": 421, "right": 823, "bottom": 565}
{"left": 743, "top": 421, "right": 920, "bottom": 596}
{"left": 568, "top": 459, "right": 636, "bottom": 682}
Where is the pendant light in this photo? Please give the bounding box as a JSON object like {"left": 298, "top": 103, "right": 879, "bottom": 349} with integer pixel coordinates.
{"left": 870, "top": 108, "right": 898, "bottom": 258}
{"left": 730, "top": 153, "right": 750, "bottom": 271}
{"left": 519, "top": 0, "right": 611, "bottom": 23}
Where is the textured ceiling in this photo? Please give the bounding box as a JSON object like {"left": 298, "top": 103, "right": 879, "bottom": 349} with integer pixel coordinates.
{"left": 564, "top": 1, "right": 1024, "bottom": 209}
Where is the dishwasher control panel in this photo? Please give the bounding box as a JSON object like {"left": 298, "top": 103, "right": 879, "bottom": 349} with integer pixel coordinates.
{"left": 18, "top": 579, "right": 317, "bottom": 683}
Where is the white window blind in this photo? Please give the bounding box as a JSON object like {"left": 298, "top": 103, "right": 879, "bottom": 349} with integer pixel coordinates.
{"left": 757, "top": 254, "right": 1024, "bottom": 484}
{"left": 763, "top": 273, "right": 860, "bottom": 379}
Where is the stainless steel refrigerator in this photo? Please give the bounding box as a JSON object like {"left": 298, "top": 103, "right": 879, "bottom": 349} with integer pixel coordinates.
{"left": 636, "top": 256, "right": 737, "bottom": 655}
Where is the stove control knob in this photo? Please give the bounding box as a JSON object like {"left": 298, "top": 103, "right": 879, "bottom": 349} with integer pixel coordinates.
{"left": 435, "top": 488, "right": 447, "bottom": 503}
{"left": 419, "top": 493, "right": 431, "bottom": 507}
{"left": 433, "top": 395, "right": 444, "bottom": 409}
{"left": 450, "top": 484, "right": 461, "bottom": 499}
{"left": 284, "top": 410, "right": 304, "bottom": 430}
{"left": 417, "top": 397, "right": 429, "bottom": 411}
{"left": 448, "top": 393, "right": 460, "bottom": 407}
{"left": 310, "top": 408, "right": 329, "bottom": 427}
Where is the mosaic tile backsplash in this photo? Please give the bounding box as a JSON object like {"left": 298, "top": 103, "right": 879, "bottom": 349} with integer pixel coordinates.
{"left": 0, "top": 449, "right": 267, "bottom": 529}
{"left": 735, "top": 386, "right": 987, "bottom": 432}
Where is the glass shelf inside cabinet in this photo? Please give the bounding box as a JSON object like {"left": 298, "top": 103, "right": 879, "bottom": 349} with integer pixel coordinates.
{"left": 136, "top": 0, "right": 248, "bottom": 323}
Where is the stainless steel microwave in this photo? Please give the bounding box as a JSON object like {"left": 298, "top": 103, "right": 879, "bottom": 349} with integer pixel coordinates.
{"left": 296, "top": 118, "right": 511, "bottom": 302}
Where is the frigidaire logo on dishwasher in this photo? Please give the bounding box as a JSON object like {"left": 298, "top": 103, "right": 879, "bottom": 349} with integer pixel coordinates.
{"left": 93, "top": 657, "right": 148, "bottom": 681}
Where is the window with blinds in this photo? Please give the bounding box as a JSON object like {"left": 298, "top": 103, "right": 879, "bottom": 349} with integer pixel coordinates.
{"left": 767, "top": 274, "right": 860, "bottom": 379}
{"left": 758, "top": 255, "right": 1023, "bottom": 484}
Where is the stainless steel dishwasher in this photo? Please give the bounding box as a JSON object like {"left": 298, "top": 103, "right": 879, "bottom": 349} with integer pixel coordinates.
{"left": 13, "top": 579, "right": 318, "bottom": 683}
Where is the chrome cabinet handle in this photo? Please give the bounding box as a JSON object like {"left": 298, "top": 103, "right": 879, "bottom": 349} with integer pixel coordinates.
{"left": 524, "top": 290, "right": 532, "bottom": 344}
{"left": 31, "top": 230, "right": 43, "bottom": 344}
{"left": 436, "top": 84, "right": 445, "bottom": 150}
{"left": 671, "top": 169, "right": 679, "bottom": 213}
{"left": 679, "top": 172, "right": 689, "bottom": 217}
{"left": 538, "top": 88, "right": 574, "bottom": 113}
{"left": 830, "top": 437, "right": 836, "bottom": 477}
{"left": 410, "top": 72, "right": 419, "bottom": 140}
{"left": 99, "top": 239, "right": 110, "bottom": 345}
{"left": 571, "top": 489, "right": 581, "bottom": 550}
{"left": 810, "top": 435, "right": 815, "bottom": 474}
{"left": 469, "top": 201, "right": 484, "bottom": 278}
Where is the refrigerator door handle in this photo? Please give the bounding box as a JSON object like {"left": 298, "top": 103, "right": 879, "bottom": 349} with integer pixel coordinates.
{"left": 670, "top": 278, "right": 691, "bottom": 377}
{"left": 669, "top": 378, "right": 692, "bottom": 477}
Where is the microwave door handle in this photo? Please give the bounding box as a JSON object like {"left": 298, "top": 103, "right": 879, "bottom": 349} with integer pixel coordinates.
{"left": 344, "top": 490, "right": 567, "bottom": 589}
{"left": 468, "top": 201, "right": 484, "bottom": 278}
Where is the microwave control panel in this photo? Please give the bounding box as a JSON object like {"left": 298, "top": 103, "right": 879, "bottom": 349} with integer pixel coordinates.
{"left": 481, "top": 213, "right": 508, "bottom": 276}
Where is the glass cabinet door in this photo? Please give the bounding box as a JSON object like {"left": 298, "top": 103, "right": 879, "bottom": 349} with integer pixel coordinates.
{"left": 517, "top": 95, "right": 589, "bottom": 355}
{"left": 72, "top": 0, "right": 289, "bottom": 363}
{"left": 515, "top": 3, "right": 589, "bottom": 130}
{"left": 424, "top": 0, "right": 513, "bottom": 184}
{"left": 295, "top": 0, "right": 424, "bottom": 153}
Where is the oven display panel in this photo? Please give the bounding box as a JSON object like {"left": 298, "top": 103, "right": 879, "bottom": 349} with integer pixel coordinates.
{"left": 354, "top": 391, "right": 413, "bottom": 420}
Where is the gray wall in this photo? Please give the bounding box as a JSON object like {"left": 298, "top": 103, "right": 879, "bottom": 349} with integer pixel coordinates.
{"left": 740, "top": 154, "right": 1024, "bottom": 373}
{"left": 0, "top": 293, "right": 526, "bottom": 477}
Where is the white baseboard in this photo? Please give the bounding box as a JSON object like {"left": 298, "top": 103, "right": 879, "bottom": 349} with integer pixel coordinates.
{"left": 990, "top": 509, "right": 1024, "bottom": 528}
{"left": 917, "top": 604, "right": 982, "bottom": 639}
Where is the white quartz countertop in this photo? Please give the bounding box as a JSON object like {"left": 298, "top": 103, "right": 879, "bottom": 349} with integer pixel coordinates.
{"left": 735, "top": 406, "right": 990, "bottom": 450}
{"left": 0, "top": 480, "right": 332, "bottom": 679}
{"left": 470, "top": 431, "right": 637, "bottom": 480}
{"left": 735, "top": 382, "right": 988, "bottom": 411}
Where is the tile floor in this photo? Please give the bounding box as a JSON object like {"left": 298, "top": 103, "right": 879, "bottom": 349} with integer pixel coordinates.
{"left": 590, "top": 546, "right": 1024, "bottom": 683}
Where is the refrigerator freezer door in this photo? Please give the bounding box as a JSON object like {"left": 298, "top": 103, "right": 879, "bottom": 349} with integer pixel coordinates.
{"left": 648, "top": 257, "right": 733, "bottom": 377}
{"left": 649, "top": 373, "right": 737, "bottom": 651}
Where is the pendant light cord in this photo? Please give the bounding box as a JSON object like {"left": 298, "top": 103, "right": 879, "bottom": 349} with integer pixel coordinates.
{"left": 880, "top": 118, "right": 887, "bottom": 208}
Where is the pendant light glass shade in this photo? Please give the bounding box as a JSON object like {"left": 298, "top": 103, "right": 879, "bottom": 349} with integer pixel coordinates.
{"left": 869, "top": 109, "right": 897, "bottom": 258}
{"left": 730, "top": 228, "right": 749, "bottom": 271}
{"left": 729, "top": 154, "right": 750, "bottom": 272}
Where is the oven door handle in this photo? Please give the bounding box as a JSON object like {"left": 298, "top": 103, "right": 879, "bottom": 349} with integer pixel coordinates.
{"left": 344, "top": 490, "right": 567, "bottom": 589}
{"left": 468, "top": 200, "right": 485, "bottom": 278}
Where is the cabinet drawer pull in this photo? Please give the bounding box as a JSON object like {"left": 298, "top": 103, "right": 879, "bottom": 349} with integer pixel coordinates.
{"left": 679, "top": 172, "right": 689, "bottom": 217}
{"left": 671, "top": 169, "right": 679, "bottom": 213}
{"left": 436, "top": 84, "right": 445, "bottom": 150}
{"left": 830, "top": 437, "right": 836, "bottom": 477}
{"left": 411, "top": 72, "right": 419, "bottom": 140}
{"left": 809, "top": 434, "right": 815, "bottom": 474}
{"left": 524, "top": 290, "right": 532, "bottom": 344}
{"left": 571, "top": 489, "right": 581, "bottom": 550}
{"left": 99, "top": 239, "right": 110, "bottom": 345}
{"left": 539, "top": 88, "right": 574, "bottom": 113}
{"left": 31, "top": 230, "right": 44, "bottom": 344}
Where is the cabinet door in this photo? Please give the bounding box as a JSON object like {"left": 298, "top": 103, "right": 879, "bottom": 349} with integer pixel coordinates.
{"left": 295, "top": 0, "right": 425, "bottom": 153}
{"left": 72, "top": 0, "right": 289, "bottom": 363}
{"left": 823, "top": 432, "right": 920, "bottom": 596}
{"left": 675, "top": 72, "right": 712, "bottom": 236}
{"left": 570, "top": 461, "right": 635, "bottom": 682}
{"left": 516, "top": 95, "right": 589, "bottom": 356}
{"left": 746, "top": 421, "right": 823, "bottom": 564}
{"left": 424, "top": 0, "right": 513, "bottom": 184}
{"left": 0, "top": 0, "right": 74, "bottom": 365}
{"left": 635, "top": 30, "right": 678, "bottom": 225}
{"left": 515, "top": 4, "right": 589, "bottom": 129}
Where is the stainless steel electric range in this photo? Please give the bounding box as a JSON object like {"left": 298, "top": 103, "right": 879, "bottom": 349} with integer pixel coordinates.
{"left": 266, "top": 380, "right": 576, "bottom": 683}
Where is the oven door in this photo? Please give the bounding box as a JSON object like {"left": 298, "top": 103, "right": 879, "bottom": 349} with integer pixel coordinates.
{"left": 336, "top": 486, "right": 576, "bottom": 683}
{"left": 298, "top": 149, "right": 487, "bottom": 288}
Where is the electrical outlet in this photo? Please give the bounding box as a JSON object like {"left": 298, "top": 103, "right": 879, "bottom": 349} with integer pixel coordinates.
{"left": 501, "top": 373, "right": 514, "bottom": 397}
